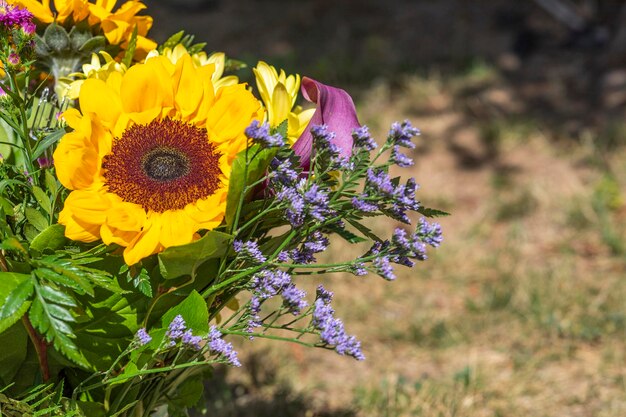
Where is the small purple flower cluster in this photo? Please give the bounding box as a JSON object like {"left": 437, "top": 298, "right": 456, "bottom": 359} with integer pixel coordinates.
{"left": 312, "top": 286, "right": 364, "bottom": 360}
{"left": 352, "top": 169, "right": 420, "bottom": 223}
{"left": 248, "top": 269, "right": 308, "bottom": 329}
{"left": 165, "top": 315, "right": 203, "bottom": 351}
{"left": 388, "top": 120, "right": 420, "bottom": 149}
{"left": 208, "top": 326, "right": 241, "bottom": 367}
{"left": 233, "top": 240, "right": 266, "bottom": 264}
{"left": 352, "top": 126, "right": 377, "bottom": 151}
{"left": 0, "top": 1, "right": 33, "bottom": 28}
{"left": 287, "top": 230, "right": 329, "bottom": 264}
{"left": 136, "top": 328, "right": 152, "bottom": 346}
{"left": 245, "top": 120, "right": 285, "bottom": 148}
{"left": 311, "top": 124, "right": 353, "bottom": 170}
{"left": 270, "top": 156, "right": 299, "bottom": 185}
{"left": 276, "top": 178, "right": 335, "bottom": 226}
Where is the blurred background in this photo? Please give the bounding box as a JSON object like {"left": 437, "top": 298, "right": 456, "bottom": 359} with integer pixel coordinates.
{"left": 151, "top": 1, "right": 626, "bottom": 416}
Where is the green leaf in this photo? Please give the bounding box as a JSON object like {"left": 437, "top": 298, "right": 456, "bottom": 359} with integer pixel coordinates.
{"left": 417, "top": 207, "right": 451, "bottom": 218}
{"left": 78, "top": 35, "right": 105, "bottom": 53}
{"left": 122, "top": 25, "right": 138, "bottom": 67}
{"left": 0, "top": 322, "right": 28, "bottom": 386}
{"left": 327, "top": 223, "right": 367, "bottom": 244}
{"left": 34, "top": 266, "right": 93, "bottom": 297}
{"left": 272, "top": 119, "right": 288, "bottom": 139}
{"left": 160, "top": 290, "right": 209, "bottom": 337}
{"left": 0, "top": 196, "right": 13, "bottom": 214}
{"left": 44, "top": 169, "right": 59, "bottom": 197}
{"left": 127, "top": 266, "right": 152, "bottom": 297}
{"left": 31, "top": 129, "right": 65, "bottom": 161}
{"left": 225, "top": 145, "right": 277, "bottom": 225}
{"left": 29, "top": 283, "right": 88, "bottom": 368}
{"left": 161, "top": 31, "right": 184, "bottom": 51}
{"left": 168, "top": 375, "right": 204, "bottom": 408}
{"left": 0, "top": 274, "right": 34, "bottom": 330}
{"left": 346, "top": 218, "right": 383, "bottom": 242}
{"left": 25, "top": 207, "right": 48, "bottom": 232}
{"left": 0, "top": 237, "right": 28, "bottom": 255}
{"left": 39, "top": 284, "right": 76, "bottom": 307}
{"left": 158, "top": 230, "right": 232, "bottom": 279}
{"left": 31, "top": 186, "right": 52, "bottom": 216}
{"left": 30, "top": 224, "right": 67, "bottom": 253}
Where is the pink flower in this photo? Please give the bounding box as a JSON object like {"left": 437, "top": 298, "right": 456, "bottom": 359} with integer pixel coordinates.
{"left": 8, "top": 52, "right": 20, "bottom": 66}
{"left": 292, "top": 77, "right": 360, "bottom": 169}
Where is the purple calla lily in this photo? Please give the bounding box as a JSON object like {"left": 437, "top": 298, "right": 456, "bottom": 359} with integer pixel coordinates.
{"left": 293, "top": 77, "right": 360, "bottom": 169}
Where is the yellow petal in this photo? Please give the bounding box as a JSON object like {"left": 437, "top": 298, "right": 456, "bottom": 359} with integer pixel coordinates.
{"left": 269, "top": 83, "right": 290, "bottom": 127}
{"left": 78, "top": 78, "right": 122, "bottom": 129}
{"left": 123, "top": 216, "right": 162, "bottom": 265}
{"left": 120, "top": 57, "right": 173, "bottom": 123}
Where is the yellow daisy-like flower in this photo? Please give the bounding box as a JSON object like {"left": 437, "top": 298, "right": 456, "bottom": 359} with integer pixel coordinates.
{"left": 253, "top": 61, "right": 314, "bottom": 144}
{"left": 58, "top": 51, "right": 126, "bottom": 99}
{"left": 53, "top": 53, "right": 263, "bottom": 265}
{"left": 9, "top": 0, "right": 156, "bottom": 58}
{"left": 145, "top": 44, "right": 238, "bottom": 91}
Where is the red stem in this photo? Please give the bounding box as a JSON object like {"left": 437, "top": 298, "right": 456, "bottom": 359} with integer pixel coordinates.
{"left": 22, "top": 316, "right": 50, "bottom": 382}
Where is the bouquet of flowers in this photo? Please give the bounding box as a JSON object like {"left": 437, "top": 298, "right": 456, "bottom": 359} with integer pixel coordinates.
{"left": 0, "top": 1, "right": 446, "bottom": 415}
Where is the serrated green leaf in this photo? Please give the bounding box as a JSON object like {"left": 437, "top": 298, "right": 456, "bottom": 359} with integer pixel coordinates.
{"left": 0, "top": 274, "right": 34, "bottom": 323}
{"left": 346, "top": 218, "right": 383, "bottom": 242}
{"left": 46, "top": 303, "right": 75, "bottom": 322}
{"left": 225, "top": 145, "right": 277, "bottom": 225}
{"left": 417, "top": 207, "right": 451, "bottom": 218}
{"left": 128, "top": 267, "right": 152, "bottom": 297}
{"left": 25, "top": 207, "right": 48, "bottom": 232}
{"left": 328, "top": 224, "right": 367, "bottom": 243}
{"left": 31, "top": 186, "right": 51, "bottom": 216}
{"left": 122, "top": 25, "right": 138, "bottom": 67}
{"left": 158, "top": 230, "right": 231, "bottom": 279}
{"left": 273, "top": 119, "right": 288, "bottom": 139}
{"left": 39, "top": 284, "right": 76, "bottom": 307}
{"left": 34, "top": 268, "right": 91, "bottom": 296}
{"left": 0, "top": 273, "right": 32, "bottom": 333}
{"left": 30, "top": 224, "right": 67, "bottom": 253}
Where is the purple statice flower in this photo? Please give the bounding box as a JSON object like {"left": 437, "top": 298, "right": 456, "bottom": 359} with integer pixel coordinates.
{"left": 270, "top": 157, "right": 299, "bottom": 185}
{"left": 181, "top": 329, "right": 203, "bottom": 351}
{"left": 289, "top": 230, "right": 329, "bottom": 264}
{"left": 302, "top": 182, "right": 334, "bottom": 223}
{"left": 251, "top": 269, "right": 292, "bottom": 299}
{"left": 352, "top": 196, "right": 378, "bottom": 212}
{"left": 388, "top": 120, "right": 420, "bottom": 149}
{"left": 245, "top": 120, "right": 285, "bottom": 147}
{"left": 392, "top": 228, "right": 412, "bottom": 252}
{"left": 276, "top": 250, "right": 290, "bottom": 262}
{"left": 312, "top": 288, "right": 364, "bottom": 360}
{"left": 281, "top": 284, "right": 308, "bottom": 314}
{"left": 0, "top": 1, "right": 33, "bottom": 28}
{"left": 351, "top": 262, "right": 368, "bottom": 276}
{"left": 136, "top": 328, "right": 152, "bottom": 346}
{"left": 416, "top": 217, "right": 443, "bottom": 247}
{"left": 373, "top": 256, "right": 395, "bottom": 281}
{"left": 311, "top": 124, "right": 339, "bottom": 154}
{"left": 277, "top": 186, "right": 305, "bottom": 226}
{"left": 208, "top": 326, "right": 241, "bottom": 366}
{"left": 352, "top": 125, "right": 377, "bottom": 151}
{"left": 316, "top": 285, "right": 334, "bottom": 304}
{"left": 166, "top": 315, "right": 186, "bottom": 344}
{"left": 366, "top": 168, "right": 395, "bottom": 196}
{"left": 233, "top": 240, "right": 266, "bottom": 264}
{"left": 247, "top": 296, "right": 263, "bottom": 332}
{"left": 391, "top": 146, "right": 414, "bottom": 168}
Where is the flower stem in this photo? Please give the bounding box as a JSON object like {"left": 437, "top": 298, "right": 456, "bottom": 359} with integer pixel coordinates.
{"left": 22, "top": 315, "right": 50, "bottom": 382}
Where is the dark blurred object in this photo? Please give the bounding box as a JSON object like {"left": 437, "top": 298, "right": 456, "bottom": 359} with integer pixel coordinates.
{"left": 155, "top": 0, "right": 220, "bottom": 13}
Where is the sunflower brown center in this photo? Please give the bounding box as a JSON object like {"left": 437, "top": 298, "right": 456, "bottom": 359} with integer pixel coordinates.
{"left": 103, "top": 118, "right": 222, "bottom": 213}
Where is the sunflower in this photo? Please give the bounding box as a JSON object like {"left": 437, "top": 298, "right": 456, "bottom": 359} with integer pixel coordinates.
{"left": 54, "top": 53, "right": 263, "bottom": 265}
{"left": 9, "top": 0, "right": 155, "bottom": 57}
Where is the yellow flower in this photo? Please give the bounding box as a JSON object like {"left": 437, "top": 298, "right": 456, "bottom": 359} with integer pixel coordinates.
{"left": 53, "top": 53, "right": 263, "bottom": 265}
{"left": 58, "top": 51, "right": 126, "bottom": 99}
{"left": 253, "top": 61, "right": 314, "bottom": 144}
{"left": 9, "top": 0, "right": 156, "bottom": 58}
{"left": 146, "top": 44, "right": 238, "bottom": 91}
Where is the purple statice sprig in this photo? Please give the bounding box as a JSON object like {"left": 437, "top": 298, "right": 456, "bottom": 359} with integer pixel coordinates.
{"left": 388, "top": 120, "right": 420, "bottom": 149}
{"left": 312, "top": 285, "right": 364, "bottom": 360}
{"left": 233, "top": 239, "right": 267, "bottom": 264}
{"left": 208, "top": 326, "right": 241, "bottom": 366}
{"left": 135, "top": 328, "right": 152, "bottom": 346}
{"left": 245, "top": 120, "right": 285, "bottom": 148}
